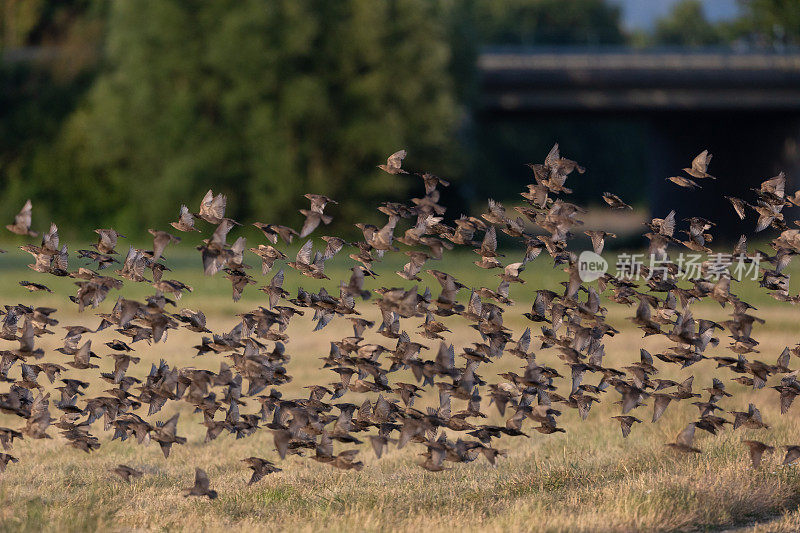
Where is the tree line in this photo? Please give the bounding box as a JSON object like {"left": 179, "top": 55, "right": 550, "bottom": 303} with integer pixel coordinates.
{"left": 0, "top": 0, "right": 796, "bottom": 237}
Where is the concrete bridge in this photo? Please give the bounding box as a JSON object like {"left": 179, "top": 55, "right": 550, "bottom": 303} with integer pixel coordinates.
{"left": 477, "top": 47, "right": 800, "bottom": 235}
{"left": 479, "top": 47, "right": 800, "bottom": 112}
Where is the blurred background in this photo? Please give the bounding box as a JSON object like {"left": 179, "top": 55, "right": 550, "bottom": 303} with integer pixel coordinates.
{"left": 2, "top": 0, "right": 800, "bottom": 242}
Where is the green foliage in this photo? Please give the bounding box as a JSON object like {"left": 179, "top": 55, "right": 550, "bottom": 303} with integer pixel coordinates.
{"left": 1, "top": 0, "right": 44, "bottom": 48}
{"left": 33, "top": 0, "right": 459, "bottom": 234}
{"left": 0, "top": 65, "right": 95, "bottom": 233}
{"left": 463, "top": 0, "right": 625, "bottom": 46}
{"left": 653, "top": 0, "right": 724, "bottom": 46}
{"left": 0, "top": 0, "right": 104, "bottom": 237}
{"left": 439, "top": 0, "right": 625, "bottom": 103}
{"left": 650, "top": 0, "right": 800, "bottom": 48}
{"left": 735, "top": 0, "right": 800, "bottom": 46}
{"left": 0, "top": 0, "right": 629, "bottom": 236}
{"left": 7, "top": 0, "right": 800, "bottom": 238}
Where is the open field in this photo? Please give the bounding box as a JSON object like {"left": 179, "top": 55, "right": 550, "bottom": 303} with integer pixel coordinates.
{"left": 0, "top": 247, "right": 799, "bottom": 532}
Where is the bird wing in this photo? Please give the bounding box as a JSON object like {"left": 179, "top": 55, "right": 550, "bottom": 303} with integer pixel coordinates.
{"left": 691, "top": 150, "right": 711, "bottom": 173}
{"left": 14, "top": 200, "right": 33, "bottom": 230}
{"left": 675, "top": 423, "right": 696, "bottom": 447}
{"left": 481, "top": 226, "right": 497, "bottom": 255}
{"left": 194, "top": 468, "right": 210, "bottom": 491}
{"left": 387, "top": 150, "right": 406, "bottom": 170}
{"left": 296, "top": 240, "right": 314, "bottom": 265}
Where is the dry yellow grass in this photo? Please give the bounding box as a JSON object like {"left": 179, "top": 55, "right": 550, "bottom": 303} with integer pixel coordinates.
{"left": 0, "top": 294, "right": 799, "bottom": 533}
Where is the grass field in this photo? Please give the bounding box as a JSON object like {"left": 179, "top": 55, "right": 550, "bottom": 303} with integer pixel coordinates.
{"left": 0, "top": 244, "right": 799, "bottom": 532}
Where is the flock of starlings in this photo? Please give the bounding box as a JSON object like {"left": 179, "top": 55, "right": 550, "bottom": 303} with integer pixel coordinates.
{"left": 0, "top": 146, "right": 799, "bottom": 499}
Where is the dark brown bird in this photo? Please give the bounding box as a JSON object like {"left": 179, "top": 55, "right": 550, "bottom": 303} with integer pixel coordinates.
{"left": 196, "top": 190, "right": 227, "bottom": 224}
{"left": 151, "top": 414, "right": 187, "bottom": 458}
{"left": 299, "top": 194, "right": 337, "bottom": 238}
{"left": 94, "top": 229, "right": 125, "bottom": 255}
{"left": 420, "top": 438, "right": 448, "bottom": 472}
{"left": 473, "top": 226, "right": 503, "bottom": 269}
{"left": 19, "top": 281, "right": 52, "bottom": 293}
{"left": 704, "top": 378, "right": 732, "bottom": 403}
{"left": 665, "top": 423, "right": 701, "bottom": 453}
{"left": 666, "top": 176, "right": 700, "bottom": 189}
{"left": 259, "top": 268, "right": 288, "bottom": 309}
{"left": 242, "top": 457, "right": 282, "bottom": 485}
{"left": 111, "top": 464, "right": 144, "bottom": 482}
{"left": 732, "top": 403, "right": 769, "bottom": 430}
{"left": 287, "top": 240, "right": 329, "bottom": 279}
{"left": 21, "top": 392, "right": 51, "bottom": 439}
{"left": 0, "top": 427, "right": 23, "bottom": 450}
{"left": 378, "top": 150, "right": 408, "bottom": 174}
{"left": 67, "top": 341, "right": 100, "bottom": 370}
{"left": 397, "top": 251, "right": 430, "bottom": 281}
{"left": 368, "top": 435, "right": 395, "bottom": 459}
{"left": 253, "top": 223, "right": 298, "bottom": 245}
{"left": 725, "top": 196, "right": 748, "bottom": 220}
{"left": 683, "top": 150, "right": 715, "bottom": 179}
{"left": 611, "top": 415, "right": 641, "bottom": 438}
{"left": 602, "top": 193, "right": 632, "bottom": 210}
{"left": 170, "top": 205, "right": 199, "bottom": 232}
{"left": 249, "top": 245, "right": 286, "bottom": 275}
{"left": 0, "top": 453, "right": 18, "bottom": 473}
{"left": 743, "top": 440, "right": 774, "bottom": 468}
{"left": 783, "top": 445, "right": 800, "bottom": 465}
{"left": 584, "top": 230, "right": 616, "bottom": 255}
{"left": 6, "top": 199, "right": 37, "bottom": 236}
{"left": 148, "top": 229, "right": 181, "bottom": 262}
{"left": 224, "top": 268, "right": 255, "bottom": 302}
{"left": 183, "top": 468, "right": 218, "bottom": 499}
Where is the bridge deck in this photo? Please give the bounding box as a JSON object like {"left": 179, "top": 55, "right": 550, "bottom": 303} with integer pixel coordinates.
{"left": 479, "top": 47, "right": 800, "bottom": 111}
